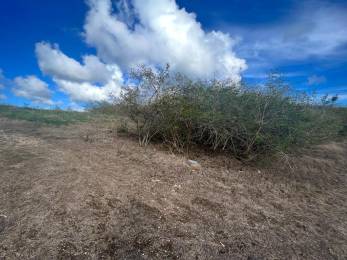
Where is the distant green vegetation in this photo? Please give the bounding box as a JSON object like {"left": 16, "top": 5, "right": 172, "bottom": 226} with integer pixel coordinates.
{"left": 0, "top": 105, "right": 93, "bottom": 126}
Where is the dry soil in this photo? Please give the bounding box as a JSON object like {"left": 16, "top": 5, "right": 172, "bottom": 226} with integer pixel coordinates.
{"left": 0, "top": 117, "right": 346, "bottom": 259}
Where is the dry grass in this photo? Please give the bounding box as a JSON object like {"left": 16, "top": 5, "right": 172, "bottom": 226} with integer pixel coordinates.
{"left": 0, "top": 116, "right": 346, "bottom": 259}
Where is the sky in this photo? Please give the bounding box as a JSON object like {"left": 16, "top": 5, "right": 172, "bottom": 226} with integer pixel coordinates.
{"left": 0, "top": 0, "right": 347, "bottom": 109}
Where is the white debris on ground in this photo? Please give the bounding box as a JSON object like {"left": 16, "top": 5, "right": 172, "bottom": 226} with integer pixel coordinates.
{"left": 187, "top": 160, "right": 202, "bottom": 171}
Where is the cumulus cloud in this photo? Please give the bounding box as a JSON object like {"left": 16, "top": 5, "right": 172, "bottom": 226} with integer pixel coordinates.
{"left": 33, "top": 0, "right": 246, "bottom": 103}
{"left": 28, "top": 0, "right": 249, "bottom": 104}
{"left": 12, "top": 76, "right": 53, "bottom": 105}
{"left": 308, "top": 75, "right": 326, "bottom": 86}
{"left": 54, "top": 77, "right": 122, "bottom": 103}
{"left": 84, "top": 0, "right": 247, "bottom": 82}
{"left": 36, "top": 42, "right": 114, "bottom": 84}
{"left": 36, "top": 42, "right": 123, "bottom": 103}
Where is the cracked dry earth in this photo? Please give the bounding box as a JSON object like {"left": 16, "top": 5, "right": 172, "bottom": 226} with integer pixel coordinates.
{"left": 0, "top": 117, "right": 347, "bottom": 259}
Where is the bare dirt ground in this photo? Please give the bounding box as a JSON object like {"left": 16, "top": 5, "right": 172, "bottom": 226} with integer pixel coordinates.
{"left": 0, "top": 117, "right": 346, "bottom": 259}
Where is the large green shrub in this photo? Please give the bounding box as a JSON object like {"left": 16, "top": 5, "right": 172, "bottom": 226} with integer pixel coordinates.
{"left": 119, "top": 66, "right": 346, "bottom": 160}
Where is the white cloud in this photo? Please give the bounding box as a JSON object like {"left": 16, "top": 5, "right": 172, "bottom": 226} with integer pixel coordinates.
{"left": 36, "top": 42, "right": 114, "bottom": 84}
{"left": 244, "top": 71, "right": 304, "bottom": 79}
{"left": 234, "top": 1, "right": 347, "bottom": 68}
{"left": 31, "top": 0, "right": 247, "bottom": 104}
{"left": 0, "top": 69, "right": 5, "bottom": 89}
{"left": 33, "top": 0, "right": 246, "bottom": 103}
{"left": 12, "top": 76, "right": 53, "bottom": 105}
{"left": 84, "top": 0, "right": 247, "bottom": 82}
{"left": 308, "top": 75, "right": 326, "bottom": 85}
{"left": 54, "top": 76, "right": 121, "bottom": 103}
{"left": 35, "top": 42, "right": 123, "bottom": 103}
{"left": 66, "top": 102, "right": 86, "bottom": 112}
{"left": 0, "top": 70, "right": 7, "bottom": 100}
{"left": 337, "top": 94, "right": 347, "bottom": 101}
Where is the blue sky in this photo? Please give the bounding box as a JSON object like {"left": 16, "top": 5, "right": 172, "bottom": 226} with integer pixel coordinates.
{"left": 0, "top": 0, "right": 347, "bottom": 109}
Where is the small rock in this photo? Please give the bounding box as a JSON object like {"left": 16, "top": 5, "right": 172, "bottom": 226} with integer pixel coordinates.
{"left": 172, "top": 184, "right": 182, "bottom": 193}
{"left": 0, "top": 214, "right": 7, "bottom": 233}
{"left": 173, "top": 184, "right": 182, "bottom": 189}
{"left": 187, "top": 160, "right": 202, "bottom": 171}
